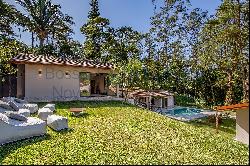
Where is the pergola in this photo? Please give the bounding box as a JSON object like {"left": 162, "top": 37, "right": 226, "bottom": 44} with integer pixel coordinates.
{"left": 215, "top": 103, "right": 249, "bottom": 111}
{"left": 214, "top": 102, "right": 249, "bottom": 144}
{"left": 132, "top": 90, "right": 173, "bottom": 109}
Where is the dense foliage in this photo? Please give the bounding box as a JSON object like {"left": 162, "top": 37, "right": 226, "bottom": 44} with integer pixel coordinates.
{"left": 0, "top": 101, "right": 248, "bottom": 164}
{"left": 0, "top": 0, "right": 249, "bottom": 106}
{"left": 80, "top": 0, "right": 112, "bottom": 61}
{"left": 112, "top": 0, "right": 249, "bottom": 106}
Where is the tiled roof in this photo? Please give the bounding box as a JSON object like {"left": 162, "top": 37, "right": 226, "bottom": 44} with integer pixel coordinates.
{"left": 10, "top": 54, "right": 114, "bottom": 69}
{"left": 215, "top": 103, "right": 249, "bottom": 111}
{"left": 131, "top": 90, "right": 174, "bottom": 97}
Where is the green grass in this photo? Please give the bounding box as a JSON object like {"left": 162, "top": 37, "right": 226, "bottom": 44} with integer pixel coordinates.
{"left": 0, "top": 101, "right": 249, "bottom": 165}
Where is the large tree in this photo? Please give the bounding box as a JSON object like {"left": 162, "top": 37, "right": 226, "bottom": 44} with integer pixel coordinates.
{"left": 197, "top": 0, "right": 249, "bottom": 104}
{"left": 16, "top": 0, "right": 74, "bottom": 48}
{"left": 0, "top": 0, "right": 26, "bottom": 36}
{"left": 148, "top": 0, "right": 191, "bottom": 93}
{"left": 109, "top": 26, "right": 143, "bottom": 97}
{"left": 80, "top": 0, "right": 112, "bottom": 61}
{"left": 109, "top": 26, "right": 142, "bottom": 64}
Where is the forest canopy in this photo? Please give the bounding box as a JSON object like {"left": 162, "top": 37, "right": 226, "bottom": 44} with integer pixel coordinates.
{"left": 0, "top": 0, "right": 249, "bottom": 106}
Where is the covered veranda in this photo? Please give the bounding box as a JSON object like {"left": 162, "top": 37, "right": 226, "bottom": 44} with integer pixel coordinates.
{"left": 131, "top": 90, "right": 175, "bottom": 110}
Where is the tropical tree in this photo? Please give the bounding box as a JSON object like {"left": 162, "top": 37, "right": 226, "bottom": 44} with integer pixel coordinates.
{"left": 184, "top": 8, "right": 209, "bottom": 99}
{"left": 80, "top": 0, "right": 112, "bottom": 61}
{"left": 16, "top": 0, "right": 74, "bottom": 48}
{"left": 109, "top": 26, "right": 142, "bottom": 63}
{"left": 197, "top": 0, "right": 249, "bottom": 105}
{"left": 148, "top": 0, "right": 191, "bottom": 93}
{"left": 59, "top": 40, "right": 84, "bottom": 59}
{"left": 111, "top": 58, "right": 143, "bottom": 99}
{"left": 0, "top": 0, "right": 27, "bottom": 36}
{"left": 0, "top": 37, "right": 28, "bottom": 96}
{"left": 109, "top": 26, "right": 143, "bottom": 97}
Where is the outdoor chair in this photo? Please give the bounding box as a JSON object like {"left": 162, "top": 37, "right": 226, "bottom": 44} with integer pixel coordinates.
{"left": 47, "top": 115, "right": 68, "bottom": 131}
{"left": 43, "top": 104, "right": 55, "bottom": 112}
{"left": 0, "top": 104, "right": 30, "bottom": 117}
{"left": 38, "top": 108, "right": 53, "bottom": 121}
{"left": 0, "top": 112, "right": 47, "bottom": 145}
{"left": 2, "top": 97, "right": 38, "bottom": 114}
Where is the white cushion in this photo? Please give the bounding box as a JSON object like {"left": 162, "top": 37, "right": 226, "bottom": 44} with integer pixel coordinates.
{"left": 0, "top": 100, "right": 15, "bottom": 111}
{"left": 5, "top": 111, "right": 27, "bottom": 121}
{"left": 47, "top": 115, "right": 68, "bottom": 131}
{"left": 23, "top": 104, "right": 38, "bottom": 114}
{"left": 43, "top": 104, "right": 55, "bottom": 112}
{"left": 0, "top": 112, "right": 8, "bottom": 122}
{"left": 18, "top": 109, "right": 30, "bottom": 117}
{"left": 9, "top": 101, "right": 21, "bottom": 111}
{"left": 1, "top": 97, "right": 14, "bottom": 102}
{"left": 0, "top": 116, "right": 47, "bottom": 145}
{"left": 38, "top": 108, "right": 53, "bottom": 121}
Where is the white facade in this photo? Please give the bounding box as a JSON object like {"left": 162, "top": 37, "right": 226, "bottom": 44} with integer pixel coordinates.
{"left": 236, "top": 109, "right": 249, "bottom": 145}
{"left": 17, "top": 64, "right": 113, "bottom": 102}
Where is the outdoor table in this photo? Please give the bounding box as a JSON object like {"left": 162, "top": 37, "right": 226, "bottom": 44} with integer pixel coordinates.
{"left": 69, "top": 108, "right": 85, "bottom": 116}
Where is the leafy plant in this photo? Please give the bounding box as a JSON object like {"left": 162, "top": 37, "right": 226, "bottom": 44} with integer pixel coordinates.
{"left": 0, "top": 101, "right": 248, "bottom": 165}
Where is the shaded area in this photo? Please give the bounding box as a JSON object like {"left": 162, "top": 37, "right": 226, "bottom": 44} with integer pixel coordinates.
{"left": 37, "top": 100, "right": 135, "bottom": 110}
{"left": 0, "top": 134, "right": 51, "bottom": 164}
{"left": 187, "top": 116, "right": 236, "bottom": 135}
{"left": 54, "top": 128, "right": 74, "bottom": 134}
{"left": 69, "top": 112, "right": 90, "bottom": 118}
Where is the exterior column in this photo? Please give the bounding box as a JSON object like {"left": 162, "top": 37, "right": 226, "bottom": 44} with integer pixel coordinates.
{"left": 160, "top": 98, "right": 163, "bottom": 108}
{"left": 148, "top": 96, "right": 151, "bottom": 109}
{"left": 167, "top": 96, "right": 174, "bottom": 107}
{"left": 116, "top": 84, "right": 119, "bottom": 98}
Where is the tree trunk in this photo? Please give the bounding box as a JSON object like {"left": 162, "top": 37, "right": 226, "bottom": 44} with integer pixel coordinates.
{"left": 215, "top": 110, "right": 219, "bottom": 134}
{"left": 39, "top": 38, "right": 45, "bottom": 48}
{"left": 8, "top": 75, "right": 11, "bottom": 97}
{"left": 125, "top": 87, "right": 129, "bottom": 102}
{"left": 236, "top": 0, "right": 248, "bottom": 102}
{"left": 121, "top": 73, "right": 124, "bottom": 98}
{"left": 31, "top": 32, "right": 34, "bottom": 48}
{"left": 225, "top": 72, "right": 233, "bottom": 105}
{"left": 242, "top": 67, "right": 249, "bottom": 102}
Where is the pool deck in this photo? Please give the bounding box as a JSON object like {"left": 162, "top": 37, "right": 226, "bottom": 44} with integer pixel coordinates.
{"left": 155, "top": 107, "right": 216, "bottom": 122}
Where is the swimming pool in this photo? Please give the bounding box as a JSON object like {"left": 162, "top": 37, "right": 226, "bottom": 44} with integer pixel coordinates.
{"left": 157, "top": 106, "right": 215, "bottom": 121}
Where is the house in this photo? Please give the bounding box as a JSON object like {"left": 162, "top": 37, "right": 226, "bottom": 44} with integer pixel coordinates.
{"left": 131, "top": 90, "right": 175, "bottom": 109}
{"left": 216, "top": 103, "right": 249, "bottom": 145}
{"left": 236, "top": 105, "right": 249, "bottom": 145}
{"left": 10, "top": 54, "right": 118, "bottom": 102}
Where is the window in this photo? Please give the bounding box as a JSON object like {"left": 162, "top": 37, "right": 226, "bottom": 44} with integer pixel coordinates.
{"left": 65, "top": 71, "right": 70, "bottom": 78}
{"left": 38, "top": 70, "right": 42, "bottom": 76}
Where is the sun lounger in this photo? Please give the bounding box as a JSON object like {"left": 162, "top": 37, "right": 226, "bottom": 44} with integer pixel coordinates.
{"left": 2, "top": 97, "right": 38, "bottom": 114}
{"left": 0, "top": 112, "right": 47, "bottom": 145}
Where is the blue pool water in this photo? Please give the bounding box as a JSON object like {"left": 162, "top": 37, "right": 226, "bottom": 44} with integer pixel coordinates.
{"left": 167, "top": 107, "right": 202, "bottom": 115}
{"left": 160, "top": 107, "right": 215, "bottom": 121}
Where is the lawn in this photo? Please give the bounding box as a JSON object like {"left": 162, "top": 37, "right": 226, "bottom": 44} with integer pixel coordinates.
{"left": 0, "top": 101, "right": 249, "bottom": 165}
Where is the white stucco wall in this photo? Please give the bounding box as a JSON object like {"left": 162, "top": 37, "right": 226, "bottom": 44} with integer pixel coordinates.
{"left": 236, "top": 109, "right": 249, "bottom": 145}
{"left": 167, "top": 96, "right": 174, "bottom": 108}
{"left": 17, "top": 64, "right": 25, "bottom": 98}
{"left": 154, "top": 98, "right": 162, "bottom": 108}
{"left": 24, "top": 64, "right": 112, "bottom": 102}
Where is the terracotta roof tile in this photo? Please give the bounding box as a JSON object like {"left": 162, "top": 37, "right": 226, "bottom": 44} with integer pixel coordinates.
{"left": 10, "top": 53, "right": 114, "bottom": 69}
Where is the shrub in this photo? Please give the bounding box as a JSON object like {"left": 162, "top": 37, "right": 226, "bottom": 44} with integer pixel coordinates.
{"left": 175, "top": 94, "right": 195, "bottom": 106}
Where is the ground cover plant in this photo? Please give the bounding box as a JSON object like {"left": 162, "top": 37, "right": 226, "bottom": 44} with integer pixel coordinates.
{"left": 0, "top": 101, "right": 248, "bottom": 165}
